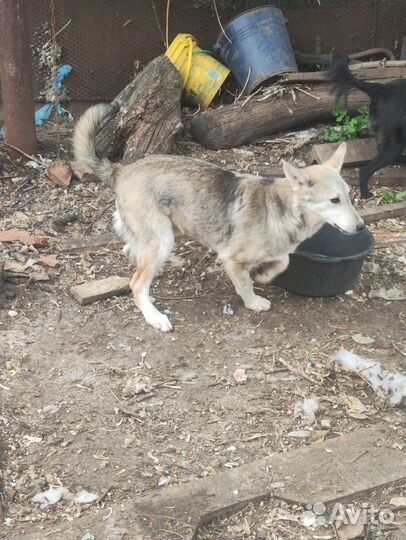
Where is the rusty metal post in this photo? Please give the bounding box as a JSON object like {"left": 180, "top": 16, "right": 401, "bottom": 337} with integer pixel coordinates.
{"left": 0, "top": 0, "right": 37, "bottom": 157}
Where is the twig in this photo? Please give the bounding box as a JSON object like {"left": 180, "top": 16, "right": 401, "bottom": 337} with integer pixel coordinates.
{"left": 165, "top": 0, "right": 171, "bottom": 49}
{"left": 96, "top": 486, "right": 112, "bottom": 505}
{"left": 44, "top": 18, "right": 72, "bottom": 45}
{"left": 0, "top": 141, "right": 41, "bottom": 164}
{"left": 278, "top": 357, "right": 320, "bottom": 385}
{"left": 393, "top": 343, "right": 406, "bottom": 358}
{"left": 235, "top": 67, "right": 252, "bottom": 102}
{"left": 84, "top": 201, "right": 114, "bottom": 235}
{"left": 150, "top": 0, "right": 166, "bottom": 48}
{"left": 295, "top": 86, "right": 320, "bottom": 100}
{"left": 213, "top": 0, "right": 232, "bottom": 44}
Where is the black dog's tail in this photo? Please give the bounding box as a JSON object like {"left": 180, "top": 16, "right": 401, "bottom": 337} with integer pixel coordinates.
{"left": 328, "top": 57, "right": 387, "bottom": 102}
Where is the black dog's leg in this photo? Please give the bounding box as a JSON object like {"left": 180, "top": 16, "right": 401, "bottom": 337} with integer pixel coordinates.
{"left": 359, "top": 140, "right": 403, "bottom": 199}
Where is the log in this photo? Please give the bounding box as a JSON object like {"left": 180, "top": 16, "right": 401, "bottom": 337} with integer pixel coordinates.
{"left": 95, "top": 55, "right": 183, "bottom": 163}
{"left": 191, "top": 85, "right": 370, "bottom": 150}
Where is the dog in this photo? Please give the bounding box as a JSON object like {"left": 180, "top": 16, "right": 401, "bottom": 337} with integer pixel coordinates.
{"left": 329, "top": 56, "right": 406, "bottom": 199}
{"left": 73, "top": 104, "right": 364, "bottom": 332}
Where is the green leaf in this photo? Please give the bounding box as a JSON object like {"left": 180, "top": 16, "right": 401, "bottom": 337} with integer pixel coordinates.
{"left": 394, "top": 191, "right": 406, "bottom": 203}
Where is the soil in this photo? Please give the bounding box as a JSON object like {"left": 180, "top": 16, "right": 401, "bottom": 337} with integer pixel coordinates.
{"left": 0, "top": 120, "right": 405, "bottom": 540}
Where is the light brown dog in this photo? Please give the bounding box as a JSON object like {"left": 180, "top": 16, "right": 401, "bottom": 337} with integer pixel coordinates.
{"left": 73, "top": 104, "right": 364, "bottom": 332}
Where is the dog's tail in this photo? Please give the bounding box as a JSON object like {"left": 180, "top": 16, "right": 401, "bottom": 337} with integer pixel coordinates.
{"left": 73, "top": 104, "right": 122, "bottom": 186}
{"left": 328, "top": 57, "right": 387, "bottom": 102}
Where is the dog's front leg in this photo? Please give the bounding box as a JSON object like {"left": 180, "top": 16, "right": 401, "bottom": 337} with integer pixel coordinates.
{"left": 222, "top": 259, "right": 271, "bottom": 312}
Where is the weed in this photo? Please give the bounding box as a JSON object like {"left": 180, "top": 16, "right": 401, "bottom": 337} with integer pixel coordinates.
{"left": 321, "top": 104, "right": 371, "bottom": 143}
{"left": 381, "top": 187, "right": 406, "bottom": 204}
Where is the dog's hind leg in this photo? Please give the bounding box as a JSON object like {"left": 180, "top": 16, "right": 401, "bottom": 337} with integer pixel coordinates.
{"left": 130, "top": 225, "right": 174, "bottom": 332}
{"left": 251, "top": 256, "right": 289, "bottom": 284}
{"left": 359, "top": 140, "right": 403, "bottom": 198}
{"left": 222, "top": 258, "right": 271, "bottom": 312}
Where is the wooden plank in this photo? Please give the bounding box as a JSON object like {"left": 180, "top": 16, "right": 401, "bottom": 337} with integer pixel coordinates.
{"left": 70, "top": 275, "right": 130, "bottom": 305}
{"left": 400, "top": 36, "right": 406, "bottom": 61}
{"left": 360, "top": 202, "right": 406, "bottom": 224}
{"left": 343, "top": 166, "right": 406, "bottom": 188}
{"left": 281, "top": 63, "right": 406, "bottom": 84}
{"left": 257, "top": 165, "right": 406, "bottom": 186}
{"left": 112, "top": 424, "right": 405, "bottom": 540}
{"left": 310, "top": 138, "right": 378, "bottom": 166}
{"left": 55, "top": 232, "right": 123, "bottom": 253}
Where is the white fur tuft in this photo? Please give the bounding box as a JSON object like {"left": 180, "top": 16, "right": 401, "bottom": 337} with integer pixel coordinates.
{"left": 334, "top": 349, "right": 406, "bottom": 406}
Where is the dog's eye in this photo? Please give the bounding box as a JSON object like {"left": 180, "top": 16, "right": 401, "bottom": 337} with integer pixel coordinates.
{"left": 330, "top": 197, "right": 340, "bottom": 204}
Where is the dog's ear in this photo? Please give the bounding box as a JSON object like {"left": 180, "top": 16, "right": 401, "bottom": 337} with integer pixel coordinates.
{"left": 282, "top": 160, "right": 310, "bottom": 190}
{"left": 325, "top": 142, "right": 347, "bottom": 171}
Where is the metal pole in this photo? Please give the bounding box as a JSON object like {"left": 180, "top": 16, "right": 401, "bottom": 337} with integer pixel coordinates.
{"left": 0, "top": 0, "right": 37, "bottom": 157}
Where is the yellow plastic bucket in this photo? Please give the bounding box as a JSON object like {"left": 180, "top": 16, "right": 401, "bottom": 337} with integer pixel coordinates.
{"left": 165, "top": 34, "right": 230, "bottom": 109}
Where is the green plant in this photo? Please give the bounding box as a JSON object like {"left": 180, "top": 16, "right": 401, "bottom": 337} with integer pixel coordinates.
{"left": 321, "top": 104, "right": 371, "bottom": 143}
{"left": 381, "top": 187, "right": 406, "bottom": 204}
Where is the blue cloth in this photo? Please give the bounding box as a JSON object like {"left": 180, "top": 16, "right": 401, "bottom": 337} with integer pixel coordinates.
{"left": 0, "top": 64, "right": 73, "bottom": 134}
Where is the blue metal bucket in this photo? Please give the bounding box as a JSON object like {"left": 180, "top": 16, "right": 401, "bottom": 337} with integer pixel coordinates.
{"left": 214, "top": 6, "right": 298, "bottom": 94}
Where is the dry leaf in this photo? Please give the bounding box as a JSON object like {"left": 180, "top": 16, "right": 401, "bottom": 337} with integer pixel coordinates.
{"left": 336, "top": 517, "right": 365, "bottom": 539}
{"left": 0, "top": 229, "right": 49, "bottom": 247}
{"left": 351, "top": 333, "right": 375, "bottom": 345}
{"left": 344, "top": 395, "right": 367, "bottom": 414}
{"left": 233, "top": 367, "right": 247, "bottom": 383}
{"left": 389, "top": 496, "right": 406, "bottom": 508}
{"left": 47, "top": 160, "right": 73, "bottom": 187}
{"left": 334, "top": 505, "right": 365, "bottom": 539}
{"left": 70, "top": 160, "right": 99, "bottom": 182}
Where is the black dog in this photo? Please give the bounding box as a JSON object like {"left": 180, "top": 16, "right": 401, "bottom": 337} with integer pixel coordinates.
{"left": 329, "top": 57, "right": 406, "bottom": 198}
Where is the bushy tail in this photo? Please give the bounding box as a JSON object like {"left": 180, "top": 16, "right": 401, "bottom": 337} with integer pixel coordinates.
{"left": 328, "top": 57, "right": 387, "bottom": 102}
{"left": 73, "top": 104, "right": 121, "bottom": 185}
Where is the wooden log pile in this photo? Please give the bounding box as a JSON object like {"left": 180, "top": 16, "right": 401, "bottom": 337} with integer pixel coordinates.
{"left": 191, "top": 61, "right": 406, "bottom": 150}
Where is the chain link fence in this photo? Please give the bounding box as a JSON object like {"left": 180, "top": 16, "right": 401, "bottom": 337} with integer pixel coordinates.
{"left": 3, "top": 0, "right": 406, "bottom": 102}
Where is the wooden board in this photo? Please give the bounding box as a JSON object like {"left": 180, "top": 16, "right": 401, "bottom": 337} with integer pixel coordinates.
{"left": 70, "top": 276, "right": 130, "bottom": 305}
{"left": 78, "top": 424, "right": 404, "bottom": 540}
{"left": 310, "top": 138, "right": 378, "bottom": 166}
{"left": 360, "top": 202, "right": 406, "bottom": 224}
{"left": 281, "top": 61, "right": 406, "bottom": 84}
{"left": 55, "top": 233, "right": 123, "bottom": 253}
{"left": 344, "top": 166, "right": 406, "bottom": 188}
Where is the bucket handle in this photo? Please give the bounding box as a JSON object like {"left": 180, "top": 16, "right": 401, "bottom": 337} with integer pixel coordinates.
{"left": 184, "top": 36, "right": 194, "bottom": 88}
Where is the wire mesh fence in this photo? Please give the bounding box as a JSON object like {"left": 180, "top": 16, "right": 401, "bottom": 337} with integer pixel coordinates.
{"left": 3, "top": 0, "right": 406, "bottom": 102}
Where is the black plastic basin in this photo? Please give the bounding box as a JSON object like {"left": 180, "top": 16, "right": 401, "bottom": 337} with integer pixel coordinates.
{"left": 273, "top": 224, "right": 374, "bottom": 297}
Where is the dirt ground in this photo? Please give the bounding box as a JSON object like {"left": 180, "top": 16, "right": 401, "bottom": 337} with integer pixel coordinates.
{"left": 0, "top": 121, "right": 405, "bottom": 540}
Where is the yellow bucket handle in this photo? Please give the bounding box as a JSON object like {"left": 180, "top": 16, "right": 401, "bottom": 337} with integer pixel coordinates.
{"left": 184, "top": 36, "right": 193, "bottom": 88}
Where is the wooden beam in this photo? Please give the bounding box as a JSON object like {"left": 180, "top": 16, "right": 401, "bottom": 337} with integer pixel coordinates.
{"left": 360, "top": 202, "right": 406, "bottom": 224}
{"left": 55, "top": 233, "right": 123, "bottom": 253}
{"left": 100, "top": 425, "right": 405, "bottom": 540}
{"left": 70, "top": 276, "right": 130, "bottom": 305}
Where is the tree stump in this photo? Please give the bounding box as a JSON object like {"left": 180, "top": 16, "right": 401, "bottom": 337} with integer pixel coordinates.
{"left": 191, "top": 85, "right": 370, "bottom": 150}
{"left": 95, "top": 55, "right": 183, "bottom": 163}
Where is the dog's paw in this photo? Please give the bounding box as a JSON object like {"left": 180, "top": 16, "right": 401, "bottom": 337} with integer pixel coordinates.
{"left": 145, "top": 311, "right": 173, "bottom": 332}
{"left": 245, "top": 295, "right": 271, "bottom": 312}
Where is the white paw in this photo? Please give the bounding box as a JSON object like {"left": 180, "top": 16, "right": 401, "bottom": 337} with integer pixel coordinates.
{"left": 245, "top": 295, "right": 271, "bottom": 312}
{"left": 145, "top": 311, "right": 173, "bottom": 332}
